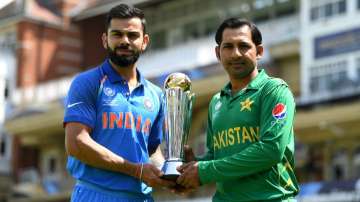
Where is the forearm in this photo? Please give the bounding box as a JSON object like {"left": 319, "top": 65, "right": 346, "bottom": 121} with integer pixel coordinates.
{"left": 149, "top": 146, "right": 164, "bottom": 169}
{"left": 198, "top": 139, "right": 283, "bottom": 184}
{"left": 67, "top": 131, "right": 140, "bottom": 179}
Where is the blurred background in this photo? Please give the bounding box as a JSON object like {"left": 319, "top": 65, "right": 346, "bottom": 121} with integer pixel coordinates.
{"left": 0, "top": 0, "right": 359, "bottom": 201}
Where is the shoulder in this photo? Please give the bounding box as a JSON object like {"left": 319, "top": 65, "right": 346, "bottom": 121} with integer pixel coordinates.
{"left": 143, "top": 79, "right": 163, "bottom": 99}
{"left": 264, "top": 76, "right": 288, "bottom": 89}
{"left": 68, "top": 66, "right": 103, "bottom": 99}
{"left": 71, "top": 66, "right": 103, "bottom": 88}
{"left": 260, "top": 76, "right": 295, "bottom": 102}
{"left": 211, "top": 92, "right": 221, "bottom": 101}
{"left": 72, "top": 67, "right": 101, "bottom": 84}
{"left": 261, "top": 76, "right": 290, "bottom": 94}
{"left": 209, "top": 92, "right": 221, "bottom": 108}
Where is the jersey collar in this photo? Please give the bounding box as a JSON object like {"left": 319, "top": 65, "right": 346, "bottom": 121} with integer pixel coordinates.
{"left": 102, "top": 59, "right": 147, "bottom": 86}
{"left": 220, "top": 69, "right": 269, "bottom": 96}
{"left": 247, "top": 69, "right": 269, "bottom": 90}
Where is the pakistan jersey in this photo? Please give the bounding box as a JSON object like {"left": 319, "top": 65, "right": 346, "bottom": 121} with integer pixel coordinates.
{"left": 198, "top": 69, "right": 299, "bottom": 201}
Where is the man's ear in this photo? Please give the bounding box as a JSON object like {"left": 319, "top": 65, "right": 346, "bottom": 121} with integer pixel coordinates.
{"left": 102, "top": 33, "right": 108, "bottom": 49}
{"left": 141, "top": 34, "right": 149, "bottom": 52}
{"left": 215, "top": 46, "right": 221, "bottom": 61}
{"left": 256, "top": 44, "right": 264, "bottom": 60}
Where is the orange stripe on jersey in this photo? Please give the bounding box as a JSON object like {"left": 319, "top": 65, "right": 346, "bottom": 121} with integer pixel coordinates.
{"left": 109, "top": 112, "right": 117, "bottom": 129}
{"left": 143, "top": 118, "right": 151, "bottom": 134}
{"left": 136, "top": 115, "right": 142, "bottom": 132}
{"left": 116, "top": 112, "right": 124, "bottom": 128}
{"left": 102, "top": 112, "right": 108, "bottom": 129}
{"left": 125, "top": 112, "right": 134, "bottom": 129}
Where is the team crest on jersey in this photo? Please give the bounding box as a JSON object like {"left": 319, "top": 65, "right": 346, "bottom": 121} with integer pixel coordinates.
{"left": 104, "top": 87, "right": 116, "bottom": 97}
{"left": 272, "top": 103, "right": 286, "bottom": 120}
{"left": 144, "top": 97, "right": 154, "bottom": 111}
{"left": 215, "top": 101, "right": 222, "bottom": 111}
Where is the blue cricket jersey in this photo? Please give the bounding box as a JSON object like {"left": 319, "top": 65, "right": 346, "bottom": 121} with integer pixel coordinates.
{"left": 64, "top": 59, "right": 164, "bottom": 195}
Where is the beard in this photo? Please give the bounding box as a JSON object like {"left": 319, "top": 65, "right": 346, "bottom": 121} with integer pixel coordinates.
{"left": 227, "top": 58, "right": 256, "bottom": 79}
{"left": 107, "top": 45, "right": 140, "bottom": 67}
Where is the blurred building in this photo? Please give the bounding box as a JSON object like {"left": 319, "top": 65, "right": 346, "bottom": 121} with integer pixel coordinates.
{"left": 296, "top": 0, "right": 360, "bottom": 200}
{"left": 0, "top": 0, "right": 359, "bottom": 202}
{"left": 0, "top": 0, "right": 83, "bottom": 201}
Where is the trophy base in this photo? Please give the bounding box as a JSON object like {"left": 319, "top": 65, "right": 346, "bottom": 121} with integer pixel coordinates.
{"left": 161, "top": 160, "right": 183, "bottom": 181}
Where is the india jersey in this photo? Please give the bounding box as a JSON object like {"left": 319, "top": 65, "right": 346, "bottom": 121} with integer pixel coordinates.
{"left": 64, "top": 59, "right": 164, "bottom": 195}
{"left": 198, "top": 70, "right": 299, "bottom": 201}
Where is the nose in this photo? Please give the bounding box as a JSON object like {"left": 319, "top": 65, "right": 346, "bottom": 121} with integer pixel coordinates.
{"left": 119, "top": 35, "right": 130, "bottom": 46}
{"left": 232, "top": 47, "right": 243, "bottom": 58}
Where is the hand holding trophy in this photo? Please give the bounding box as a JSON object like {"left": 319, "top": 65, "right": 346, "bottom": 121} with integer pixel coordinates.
{"left": 161, "top": 73, "right": 195, "bottom": 181}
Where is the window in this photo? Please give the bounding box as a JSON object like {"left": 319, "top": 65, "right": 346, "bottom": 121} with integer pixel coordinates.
{"left": 311, "top": 6, "right": 320, "bottom": 21}
{"left": 331, "top": 149, "right": 349, "bottom": 180}
{"left": 309, "top": 60, "right": 353, "bottom": 95}
{"left": 353, "top": 147, "right": 360, "bottom": 178}
{"left": 324, "top": 3, "right": 333, "bottom": 17}
{"left": 0, "top": 136, "right": 5, "bottom": 157}
{"left": 43, "top": 151, "right": 60, "bottom": 178}
{"left": 48, "top": 157, "right": 57, "bottom": 174}
{"left": 310, "top": 0, "right": 347, "bottom": 22}
{"left": 338, "top": 0, "right": 346, "bottom": 13}
{"left": 150, "top": 30, "right": 166, "bottom": 50}
{"left": 184, "top": 21, "right": 201, "bottom": 41}
{"left": 254, "top": 0, "right": 274, "bottom": 10}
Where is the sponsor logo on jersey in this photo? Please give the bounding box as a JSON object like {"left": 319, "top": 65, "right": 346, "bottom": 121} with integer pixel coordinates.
{"left": 102, "top": 111, "right": 152, "bottom": 134}
{"left": 213, "top": 126, "right": 260, "bottom": 150}
{"left": 104, "top": 87, "right": 116, "bottom": 97}
{"left": 144, "top": 97, "right": 154, "bottom": 111}
{"left": 67, "top": 101, "right": 83, "bottom": 108}
{"left": 272, "top": 103, "right": 286, "bottom": 120}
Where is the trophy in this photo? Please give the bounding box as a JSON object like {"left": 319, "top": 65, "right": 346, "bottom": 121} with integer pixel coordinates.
{"left": 161, "top": 72, "right": 195, "bottom": 180}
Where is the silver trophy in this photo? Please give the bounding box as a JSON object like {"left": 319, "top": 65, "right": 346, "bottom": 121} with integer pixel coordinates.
{"left": 161, "top": 73, "right": 195, "bottom": 180}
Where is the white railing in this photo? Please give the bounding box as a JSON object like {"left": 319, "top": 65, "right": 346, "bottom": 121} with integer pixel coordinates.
{"left": 12, "top": 76, "right": 74, "bottom": 106}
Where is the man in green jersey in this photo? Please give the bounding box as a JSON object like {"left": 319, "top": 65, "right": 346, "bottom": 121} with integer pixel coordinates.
{"left": 176, "top": 18, "right": 299, "bottom": 201}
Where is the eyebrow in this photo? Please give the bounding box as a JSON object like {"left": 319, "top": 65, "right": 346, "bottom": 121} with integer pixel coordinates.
{"left": 109, "top": 30, "right": 140, "bottom": 34}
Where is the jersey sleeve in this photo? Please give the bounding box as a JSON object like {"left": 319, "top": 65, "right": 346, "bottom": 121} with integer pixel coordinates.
{"left": 63, "top": 73, "right": 98, "bottom": 129}
{"left": 198, "top": 82, "right": 296, "bottom": 184}
{"left": 147, "top": 92, "right": 164, "bottom": 154}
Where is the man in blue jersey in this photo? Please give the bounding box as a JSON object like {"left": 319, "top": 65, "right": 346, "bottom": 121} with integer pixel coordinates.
{"left": 64, "top": 4, "right": 175, "bottom": 202}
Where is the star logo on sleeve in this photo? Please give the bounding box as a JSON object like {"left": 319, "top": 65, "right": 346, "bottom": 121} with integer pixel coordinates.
{"left": 240, "top": 98, "right": 254, "bottom": 111}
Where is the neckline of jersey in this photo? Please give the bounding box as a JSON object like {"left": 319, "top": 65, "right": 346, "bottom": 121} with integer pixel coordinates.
{"left": 221, "top": 69, "right": 269, "bottom": 97}
{"left": 102, "top": 59, "right": 147, "bottom": 86}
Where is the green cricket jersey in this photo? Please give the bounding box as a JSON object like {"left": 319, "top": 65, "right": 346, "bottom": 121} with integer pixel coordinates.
{"left": 197, "top": 70, "right": 299, "bottom": 202}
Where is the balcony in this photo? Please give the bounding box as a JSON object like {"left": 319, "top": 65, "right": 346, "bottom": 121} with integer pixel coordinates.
{"left": 11, "top": 77, "right": 72, "bottom": 106}
{"left": 138, "top": 14, "right": 300, "bottom": 78}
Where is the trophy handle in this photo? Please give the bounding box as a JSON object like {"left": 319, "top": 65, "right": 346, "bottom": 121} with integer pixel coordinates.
{"left": 180, "top": 92, "right": 195, "bottom": 159}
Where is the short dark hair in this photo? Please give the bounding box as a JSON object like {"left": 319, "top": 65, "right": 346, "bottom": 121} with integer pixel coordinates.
{"left": 105, "top": 4, "right": 147, "bottom": 33}
{"left": 215, "top": 18, "right": 262, "bottom": 46}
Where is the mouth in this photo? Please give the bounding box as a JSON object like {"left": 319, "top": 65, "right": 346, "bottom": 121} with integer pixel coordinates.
{"left": 115, "top": 49, "right": 134, "bottom": 55}
{"left": 229, "top": 61, "right": 247, "bottom": 68}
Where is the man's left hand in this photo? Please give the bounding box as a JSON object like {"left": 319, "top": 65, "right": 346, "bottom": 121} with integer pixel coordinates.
{"left": 176, "top": 161, "right": 200, "bottom": 188}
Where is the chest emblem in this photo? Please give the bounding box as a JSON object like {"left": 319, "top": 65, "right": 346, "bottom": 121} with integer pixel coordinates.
{"left": 240, "top": 98, "right": 254, "bottom": 112}
{"left": 144, "top": 97, "right": 154, "bottom": 111}
{"left": 104, "top": 87, "right": 116, "bottom": 97}
{"left": 272, "top": 103, "right": 286, "bottom": 120}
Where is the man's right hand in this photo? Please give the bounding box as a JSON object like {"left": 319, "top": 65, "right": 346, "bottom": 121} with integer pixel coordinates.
{"left": 140, "top": 163, "right": 176, "bottom": 188}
